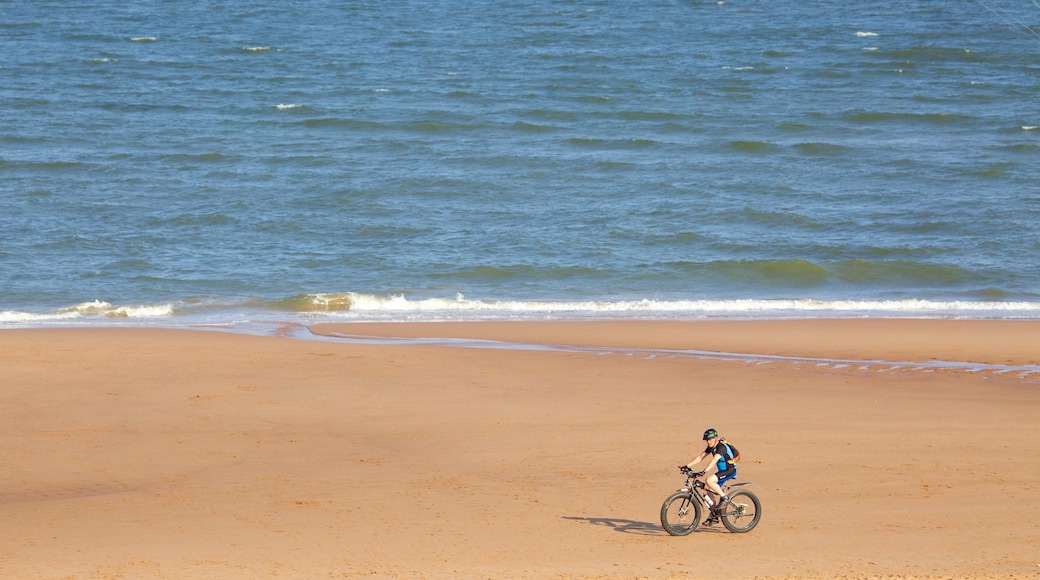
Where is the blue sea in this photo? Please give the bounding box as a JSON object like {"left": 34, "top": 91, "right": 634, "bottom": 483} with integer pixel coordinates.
{"left": 2, "top": 1, "right": 1040, "bottom": 327}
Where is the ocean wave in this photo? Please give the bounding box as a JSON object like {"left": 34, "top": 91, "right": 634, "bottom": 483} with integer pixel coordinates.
{"left": 434, "top": 265, "right": 602, "bottom": 281}
{"left": 311, "top": 294, "right": 1040, "bottom": 318}
{"left": 0, "top": 300, "right": 175, "bottom": 323}
{"left": 830, "top": 260, "right": 979, "bottom": 285}
{"left": 1002, "top": 143, "right": 1038, "bottom": 153}
{"left": 153, "top": 212, "right": 237, "bottom": 227}
{"left": 564, "top": 137, "right": 660, "bottom": 149}
{"left": 512, "top": 121, "right": 558, "bottom": 133}
{"left": 264, "top": 293, "right": 355, "bottom": 312}
{"left": 777, "top": 122, "right": 813, "bottom": 132}
{"left": 0, "top": 160, "right": 86, "bottom": 171}
{"left": 257, "top": 293, "right": 1040, "bottom": 317}
{"left": 726, "top": 140, "right": 780, "bottom": 154}
{"left": 161, "top": 152, "right": 230, "bottom": 163}
{"left": 615, "top": 111, "right": 685, "bottom": 122}
{"left": 302, "top": 117, "right": 388, "bottom": 130}
{"left": 647, "top": 258, "right": 988, "bottom": 288}
{"left": 701, "top": 259, "right": 830, "bottom": 284}
{"left": 844, "top": 110, "right": 975, "bottom": 125}
{"left": 5, "top": 295, "right": 1040, "bottom": 325}
{"left": 793, "top": 142, "right": 853, "bottom": 155}
{"left": 273, "top": 104, "right": 319, "bottom": 115}
{"left": 871, "top": 46, "right": 986, "bottom": 63}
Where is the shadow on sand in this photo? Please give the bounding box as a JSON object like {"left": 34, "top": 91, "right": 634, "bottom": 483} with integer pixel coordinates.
{"left": 563, "top": 515, "right": 731, "bottom": 536}
{"left": 562, "top": 516, "right": 667, "bottom": 536}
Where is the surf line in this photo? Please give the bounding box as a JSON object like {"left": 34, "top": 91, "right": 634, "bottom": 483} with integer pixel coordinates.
{"left": 302, "top": 328, "right": 1040, "bottom": 381}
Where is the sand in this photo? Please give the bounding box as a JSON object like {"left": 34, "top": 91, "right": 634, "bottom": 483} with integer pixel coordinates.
{"left": 1, "top": 320, "right": 1038, "bottom": 579}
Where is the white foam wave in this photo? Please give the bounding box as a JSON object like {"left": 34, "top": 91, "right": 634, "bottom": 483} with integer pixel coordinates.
{"left": 275, "top": 103, "right": 301, "bottom": 110}
{"left": 6, "top": 295, "right": 1040, "bottom": 326}
{"left": 0, "top": 309, "right": 81, "bottom": 323}
{"left": 243, "top": 46, "right": 271, "bottom": 52}
{"left": 0, "top": 300, "right": 175, "bottom": 323}
{"left": 1023, "top": 126, "right": 1038, "bottom": 131}
{"left": 855, "top": 31, "right": 878, "bottom": 37}
{"left": 334, "top": 294, "right": 1040, "bottom": 318}
{"left": 130, "top": 36, "right": 158, "bottom": 42}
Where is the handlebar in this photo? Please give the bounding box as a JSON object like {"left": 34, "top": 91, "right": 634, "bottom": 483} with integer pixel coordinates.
{"left": 678, "top": 466, "right": 705, "bottom": 477}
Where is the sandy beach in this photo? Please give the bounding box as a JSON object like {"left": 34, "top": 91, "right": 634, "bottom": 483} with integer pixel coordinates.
{"left": 2, "top": 320, "right": 1038, "bottom": 579}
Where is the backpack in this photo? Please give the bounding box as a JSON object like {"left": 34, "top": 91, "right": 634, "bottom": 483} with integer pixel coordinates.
{"left": 719, "top": 439, "right": 741, "bottom": 465}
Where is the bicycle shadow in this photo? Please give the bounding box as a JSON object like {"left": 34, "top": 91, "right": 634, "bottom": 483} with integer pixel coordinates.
{"left": 562, "top": 516, "right": 667, "bottom": 536}
{"left": 563, "top": 516, "right": 731, "bottom": 536}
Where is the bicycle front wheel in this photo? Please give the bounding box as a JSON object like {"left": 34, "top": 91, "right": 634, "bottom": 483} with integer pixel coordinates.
{"left": 660, "top": 492, "right": 701, "bottom": 536}
{"left": 720, "top": 489, "right": 761, "bottom": 533}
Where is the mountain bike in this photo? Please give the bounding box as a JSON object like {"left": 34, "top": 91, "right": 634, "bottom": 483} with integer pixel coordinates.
{"left": 660, "top": 466, "right": 761, "bottom": 535}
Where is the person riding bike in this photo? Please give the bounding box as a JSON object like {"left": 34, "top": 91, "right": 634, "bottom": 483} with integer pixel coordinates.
{"left": 684, "top": 428, "right": 737, "bottom": 511}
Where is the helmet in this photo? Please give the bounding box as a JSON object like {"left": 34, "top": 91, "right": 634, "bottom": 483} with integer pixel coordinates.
{"left": 703, "top": 428, "right": 719, "bottom": 440}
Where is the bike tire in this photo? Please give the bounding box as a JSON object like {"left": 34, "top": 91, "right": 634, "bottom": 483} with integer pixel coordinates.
{"left": 660, "top": 492, "right": 701, "bottom": 536}
{"left": 720, "top": 489, "right": 761, "bottom": 533}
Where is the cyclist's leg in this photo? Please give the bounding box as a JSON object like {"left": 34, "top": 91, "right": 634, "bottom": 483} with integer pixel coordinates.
{"left": 712, "top": 467, "right": 736, "bottom": 502}
{"left": 705, "top": 472, "right": 725, "bottom": 498}
{"left": 702, "top": 470, "right": 728, "bottom": 525}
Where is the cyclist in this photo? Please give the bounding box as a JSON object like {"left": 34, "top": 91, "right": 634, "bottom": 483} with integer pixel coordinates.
{"left": 684, "top": 428, "right": 737, "bottom": 510}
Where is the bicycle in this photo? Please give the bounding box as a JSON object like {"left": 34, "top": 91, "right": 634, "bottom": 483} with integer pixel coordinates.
{"left": 660, "top": 466, "right": 761, "bottom": 535}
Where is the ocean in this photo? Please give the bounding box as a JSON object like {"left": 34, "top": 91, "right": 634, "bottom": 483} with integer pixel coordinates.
{"left": 2, "top": 0, "right": 1039, "bottom": 327}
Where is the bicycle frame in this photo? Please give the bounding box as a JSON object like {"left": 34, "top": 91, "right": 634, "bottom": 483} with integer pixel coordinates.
{"left": 677, "top": 470, "right": 753, "bottom": 513}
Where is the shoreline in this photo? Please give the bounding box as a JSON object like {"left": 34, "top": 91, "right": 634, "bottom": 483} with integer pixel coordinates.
{"left": 310, "top": 318, "right": 1040, "bottom": 367}
{"left": 6, "top": 316, "right": 1040, "bottom": 367}
{"left": 2, "top": 321, "right": 1038, "bottom": 578}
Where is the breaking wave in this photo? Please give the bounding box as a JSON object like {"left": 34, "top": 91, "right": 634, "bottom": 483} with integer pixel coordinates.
{"left": 6, "top": 294, "right": 1040, "bottom": 326}
{"left": 0, "top": 300, "right": 175, "bottom": 323}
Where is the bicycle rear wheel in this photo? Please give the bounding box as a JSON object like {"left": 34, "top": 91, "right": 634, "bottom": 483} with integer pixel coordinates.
{"left": 660, "top": 492, "right": 701, "bottom": 536}
{"left": 720, "top": 490, "right": 761, "bottom": 533}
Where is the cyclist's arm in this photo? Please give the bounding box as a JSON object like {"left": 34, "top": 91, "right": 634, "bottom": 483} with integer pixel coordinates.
{"left": 690, "top": 452, "right": 724, "bottom": 474}
{"left": 684, "top": 451, "right": 709, "bottom": 470}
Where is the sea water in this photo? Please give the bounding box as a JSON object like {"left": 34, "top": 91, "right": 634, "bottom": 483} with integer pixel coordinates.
{"left": 2, "top": 1, "right": 1039, "bottom": 326}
